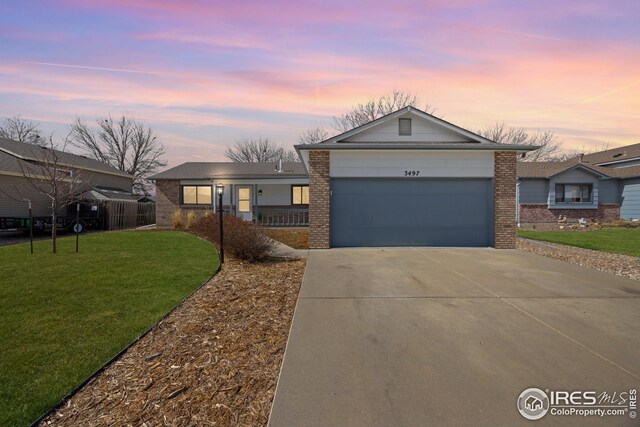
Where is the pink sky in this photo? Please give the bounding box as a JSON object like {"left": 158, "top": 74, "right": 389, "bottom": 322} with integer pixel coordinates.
{"left": 0, "top": 0, "right": 638, "bottom": 167}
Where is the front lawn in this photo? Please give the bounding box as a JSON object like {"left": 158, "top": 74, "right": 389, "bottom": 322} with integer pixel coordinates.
{"left": 0, "top": 231, "right": 218, "bottom": 426}
{"left": 518, "top": 228, "right": 640, "bottom": 257}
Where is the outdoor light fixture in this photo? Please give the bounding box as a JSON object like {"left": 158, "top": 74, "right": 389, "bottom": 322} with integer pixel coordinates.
{"left": 215, "top": 183, "right": 225, "bottom": 263}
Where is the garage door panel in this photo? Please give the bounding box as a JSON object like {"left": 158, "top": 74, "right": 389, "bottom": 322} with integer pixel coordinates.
{"left": 330, "top": 178, "right": 492, "bottom": 247}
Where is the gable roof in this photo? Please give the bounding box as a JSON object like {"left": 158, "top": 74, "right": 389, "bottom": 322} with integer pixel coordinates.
{"left": 296, "top": 106, "right": 538, "bottom": 152}
{"left": 580, "top": 142, "right": 640, "bottom": 165}
{"left": 517, "top": 160, "right": 640, "bottom": 179}
{"left": 150, "top": 162, "right": 307, "bottom": 180}
{"left": 0, "top": 137, "right": 133, "bottom": 178}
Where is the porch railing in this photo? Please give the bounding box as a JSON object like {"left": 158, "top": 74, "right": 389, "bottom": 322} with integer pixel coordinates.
{"left": 256, "top": 207, "right": 309, "bottom": 227}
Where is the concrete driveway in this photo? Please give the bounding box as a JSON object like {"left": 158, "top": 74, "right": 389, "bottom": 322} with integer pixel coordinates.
{"left": 269, "top": 248, "right": 640, "bottom": 427}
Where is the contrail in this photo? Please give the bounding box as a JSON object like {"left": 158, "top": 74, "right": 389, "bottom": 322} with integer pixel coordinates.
{"left": 577, "top": 81, "right": 640, "bottom": 104}
{"left": 24, "top": 61, "right": 165, "bottom": 76}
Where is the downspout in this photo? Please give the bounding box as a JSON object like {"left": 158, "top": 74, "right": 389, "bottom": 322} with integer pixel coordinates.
{"left": 516, "top": 179, "right": 520, "bottom": 225}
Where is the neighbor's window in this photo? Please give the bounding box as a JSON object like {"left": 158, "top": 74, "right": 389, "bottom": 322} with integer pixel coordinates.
{"left": 555, "top": 184, "right": 592, "bottom": 203}
{"left": 399, "top": 118, "right": 412, "bottom": 135}
{"left": 292, "top": 185, "right": 309, "bottom": 205}
{"left": 182, "top": 185, "right": 212, "bottom": 205}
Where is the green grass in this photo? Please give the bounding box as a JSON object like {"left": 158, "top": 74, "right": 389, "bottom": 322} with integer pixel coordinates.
{"left": 0, "top": 231, "right": 218, "bottom": 426}
{"left": 518, "top": 228, "right": 640, "bottom": 257}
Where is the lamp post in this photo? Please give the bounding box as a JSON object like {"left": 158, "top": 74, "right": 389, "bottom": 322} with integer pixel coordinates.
{"left": 215, "top": 183, "right": 225, "bottom": 264}
{"left": 75, "top": 202, "right": 80, "bottom": 253}
{"left": 27, "top": 200, "right": 33, "bottom": 254}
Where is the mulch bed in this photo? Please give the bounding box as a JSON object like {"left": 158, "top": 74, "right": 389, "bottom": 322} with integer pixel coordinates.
{"left": 518, "top": 237, "right": 640, "bottom": 281}
{"left": 41, "top": 258, "right": 306, "bottom": 426}
{"left": 263, "top": 228, "right": 309, "bottom": 249}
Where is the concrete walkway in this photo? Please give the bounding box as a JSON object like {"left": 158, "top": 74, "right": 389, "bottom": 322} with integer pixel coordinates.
{"left": 269, "top": 248, "right": 640, "bottom": 426}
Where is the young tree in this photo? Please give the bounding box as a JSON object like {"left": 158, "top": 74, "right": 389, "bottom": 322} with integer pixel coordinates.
{"left": 0, "top": 116, "right": 45, "bottom": 145}
{"left": 69, "top": 115, "right": 166, "bottom": 194}
{"left": 332, "top": 90, "right": 434, "bottom": 133}
{"left": 478, "top": 122, "right": 562, "bottom": 162}
{"left": 225, "top": 137, "right": 298, "bottom": 162}
{"left": 298, "top": 126, "right": 329, "bottom": 145}
{"left": 14, "top": 135, "right": 93, "bottom": 253}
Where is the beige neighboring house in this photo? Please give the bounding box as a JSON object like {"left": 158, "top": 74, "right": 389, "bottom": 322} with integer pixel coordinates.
{"left": 0, "top": 137, "right": 135, "bottom": 229}
{"left": 153, "top": 106, "right": 535, "bottom": 249}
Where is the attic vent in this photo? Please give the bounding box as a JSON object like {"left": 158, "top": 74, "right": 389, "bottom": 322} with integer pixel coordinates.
{"left": 613, "top": 152, "right": 625, "bottom": 158}
{"left": 399, "top": 118, "right": 412, "bottom": 136}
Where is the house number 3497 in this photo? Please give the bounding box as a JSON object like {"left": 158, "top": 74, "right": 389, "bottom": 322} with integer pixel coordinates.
{"left": 404, "top": 170, "right": 420, "bottom": 176}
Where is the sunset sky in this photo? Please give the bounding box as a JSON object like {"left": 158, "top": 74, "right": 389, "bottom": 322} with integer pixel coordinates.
{"left": 1, "top": 0, "right": 639, "bottom": 167}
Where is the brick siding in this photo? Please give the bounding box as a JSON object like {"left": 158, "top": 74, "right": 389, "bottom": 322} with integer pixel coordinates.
{"left": 156, "top": 179, "right": 180, "bottom": 228}
{"left": 519, "top": 203, "right": 620, "bottom": 228}
{"left": 156, "top": 179, "right": 215, "bottom": 228}
{"left": 494, "top": 152, "right": 517, "bottom": 249}
{"left": 308, "top": 151, "right": 330, "bottom": 248}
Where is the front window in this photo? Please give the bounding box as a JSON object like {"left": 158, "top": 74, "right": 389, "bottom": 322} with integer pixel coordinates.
{"left": 182, "top": 185, "right": 212, "bottom": 205}
{"left": 555, "top": 184, "right": 592, "bottom": 203}
{"left": 292, "top": 185, "right": 309, "bottom": 205}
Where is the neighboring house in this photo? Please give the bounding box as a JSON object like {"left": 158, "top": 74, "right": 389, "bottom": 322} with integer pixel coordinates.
{"left": 517, "top": 143, "right": 640, "bottom": 228}
{"left": 150, "top": 162, "right": 309, "bottom": 227}
{"left": 154, "top": 106, "right": 533, "bottom": 249}
{"left": 0, "top": 136, "right": 135, "bottom": 219}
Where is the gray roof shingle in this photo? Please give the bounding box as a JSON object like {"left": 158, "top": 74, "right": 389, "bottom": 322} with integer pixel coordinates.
{"left": 0, "top": 137, "right": 133, "bottom": 178}
{"left": 517, "top": 159, "right": 640, "bottom": 179}
{"left": 150, "top": 162, "right": 307, "bottom": 180}
{"left": 580, "top": 142, "right": 640, "bottom": 165}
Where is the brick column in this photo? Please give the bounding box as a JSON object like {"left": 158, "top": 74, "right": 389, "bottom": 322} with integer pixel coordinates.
{"left": 494, "top": 151, "right": 517, "bottom": 248}
{"left": 308, "top": 151, "right": 330, "bottom": 248}
{"left": 156, "top": 179, "right": 180, "bottom": 228}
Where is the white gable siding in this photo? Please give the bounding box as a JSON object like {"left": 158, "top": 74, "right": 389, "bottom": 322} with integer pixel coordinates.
{"left": 330, "top": 151, "right": 494, "bottom": 178}
{"left": 343, "top": 113, "right": 472, "bottom": 143}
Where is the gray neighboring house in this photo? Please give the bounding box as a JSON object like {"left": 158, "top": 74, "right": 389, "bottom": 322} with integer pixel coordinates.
{"left": 0, "top": 137, "right": 135, "bottom": 219}
{"left": 517, "top": 143, "right": 640, "bottom": 228}
{"left": 150, "top": 161, "right": 310, "bottom": 227}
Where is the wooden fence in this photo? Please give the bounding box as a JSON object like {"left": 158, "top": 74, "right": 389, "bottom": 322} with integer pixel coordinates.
{"left": 105, "top": 201, "right": 156, "bottom": 230}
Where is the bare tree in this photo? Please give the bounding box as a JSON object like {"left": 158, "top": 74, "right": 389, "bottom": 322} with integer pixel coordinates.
{"left": 69, "top": 115, "right": 166, "bottom": 194}
{"left": 225, "top": 137, "right": 298, "bottom": 162}
{"left": 298, "top": 126, "right": 329, "bottom": 145}
{"left": 555, "top": 143, "right": 611, "bottom": 162}
{"left": 332, "top": 90, "right": 434, "bottom": 133}
{"left": 0, "top": 116, "right": 45, "bottom": 145}
{"left": 13, "top": 135, "right": 93, "bottom": 253}
{"left": 478, "top": 122, "right": 562, "bottom": 162}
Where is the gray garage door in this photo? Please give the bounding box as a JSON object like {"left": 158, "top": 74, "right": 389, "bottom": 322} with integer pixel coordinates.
{"left": 330, "top": 178, "right": 493, "bottom": 247}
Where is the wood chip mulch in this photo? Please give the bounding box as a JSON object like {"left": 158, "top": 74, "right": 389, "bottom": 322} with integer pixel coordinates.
{"left": 41, "top": 258, "right": 306, "bottom": 427}
{"left": 517, "top": 237, "right": 640, "bottom": 281}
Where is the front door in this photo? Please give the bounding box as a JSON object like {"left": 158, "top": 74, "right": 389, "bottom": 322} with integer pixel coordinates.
{"left": 236, "top": 186, "right": 253, "bottom": 221}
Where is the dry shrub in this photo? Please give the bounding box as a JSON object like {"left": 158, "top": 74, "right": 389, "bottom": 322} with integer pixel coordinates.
{"left": 186, "top": 210, "right": 196, "bottom": 229}
{"left": 192, "top": 214, "right": 275, "bottom": 261}
{"left": 171, "top": 209, "right": 183, "bottom": 229}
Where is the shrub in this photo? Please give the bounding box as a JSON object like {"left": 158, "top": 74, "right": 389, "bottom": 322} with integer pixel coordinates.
{"left": 171, "top": 209, "right": 184, "bottom": 229}
{"left": 186, "top": 210, "right": 196, "bottom": 229}
{"left": 191, "top": 214, "right": 275, "bottom": 261}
